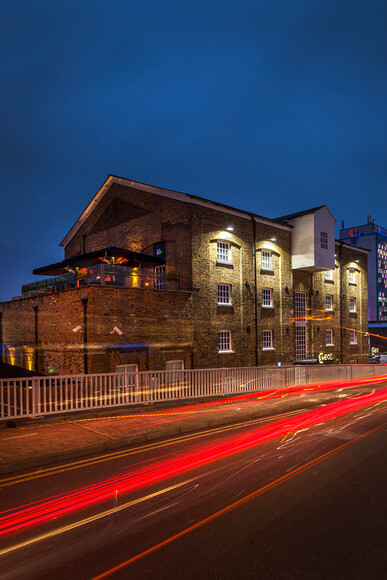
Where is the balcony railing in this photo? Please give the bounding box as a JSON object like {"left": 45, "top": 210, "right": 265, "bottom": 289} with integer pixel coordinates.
{"left": 22, "top": 264, "right": 170, "bottom": 298}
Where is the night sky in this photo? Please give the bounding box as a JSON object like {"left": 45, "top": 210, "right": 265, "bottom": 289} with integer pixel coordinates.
{"left": 1, "top": 0, "right": 386, "bottom": 302}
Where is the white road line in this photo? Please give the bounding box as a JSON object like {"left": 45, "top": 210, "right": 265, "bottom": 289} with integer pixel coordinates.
{"left": 2, "top": 433, "right": 38, "bottom": 441}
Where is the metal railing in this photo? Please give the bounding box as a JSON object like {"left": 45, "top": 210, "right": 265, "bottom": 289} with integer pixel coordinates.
{"left": 1, "top": 364, "right": 386, "bottom": 420}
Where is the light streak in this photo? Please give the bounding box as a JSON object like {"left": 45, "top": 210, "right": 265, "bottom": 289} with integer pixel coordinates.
{"left": 91, "top": 421, "right": 387, "bottom": 580}
{"left": 0, "top": 388, "right": 386, "bottom": 538}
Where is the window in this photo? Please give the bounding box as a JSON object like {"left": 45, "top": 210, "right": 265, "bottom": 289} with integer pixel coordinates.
{"left": 262, "top": 330, "right": 273, "bottom": 350}
{"left": 349, "top": 297, "right": 356, "bottom": 312}
{"left": 166, "top": 360, "right": 184, "bottom": 370}
{"left": 218, "top": 330, "right": 232, "bottom": 353}
{"left": 325, "top": 294, "right": 333, "bottom": 311}
{"left": 217, "top": 241, "right": 231, "bottom": 263}
{"left": 295, "top": 326, "right": 307, "bottom": 360}
{"left": 348, "top": 268, "right": 356, "bottom": 284}
{"left": 261, "top": 250, "right": 272, "bottom": 270}
{"left": 349, "top": 330, "right": 357, "bottom": 344}
{"left": 326, "top": 329, "right": 334, "bottom": 346}
{"left": 218, "top": 284, "right": 232, "bottom": 305}
{"left": 154, "top": 265, "right": 166, "bottom": 289}
{"left": 325, "top": 269, "right": 333, "bottom": 281}
{"left": 295, "top": 292, "right": 306, "bottom": 319}
{"left": 262, "top": 288, "right": 273, "bottom": 307}
{"left": 320, "top": 231, "right": 328, "bottom": 250}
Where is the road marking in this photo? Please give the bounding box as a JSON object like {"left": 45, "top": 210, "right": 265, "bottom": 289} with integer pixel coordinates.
{"left": 0, "top": 479, "right": 196, "bottom": 557}
{"left": 2, "top": 434, "right": 38, "bottom": 441}
{"left": 0, "top": 409, "right": 308, "bottom": 489}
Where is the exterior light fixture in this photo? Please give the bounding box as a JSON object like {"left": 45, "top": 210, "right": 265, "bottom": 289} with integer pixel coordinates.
{"left": 113, "top": 326, "right": 123, "bottom": 335}
{"left": 72, "top": 325, "right": 82, "bottom": 333}
{"left": 270, "top": 237, "right": 276, "bottom": 242}
{"left": 226, "top": 226, "right": 234, "bottom": 231}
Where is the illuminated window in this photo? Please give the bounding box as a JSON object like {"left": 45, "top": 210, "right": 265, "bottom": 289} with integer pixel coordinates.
{"left": 325, "top": 269, "right": 333, "bottom": 281}
{"left": 295, "top": 326, "right": 307, "bottom": 359}
{"left": 262, "top": 288, "right": 273, "bottom": 307}
{"left": 348, "top": 268, "right": 356, "bottom": 284}
{"left": 261, "top": 250, "right": 272, "bottom": 270}
{"left": 349, "top": 297, "right": 356, "bottom": 312}
{"left": 325, "top": 294, "right": 333, "bottom": 311}
{"left": 326, "top": 329, "right": 334, "bottom": 346}
{"left": 217, "top": 241, "right": 231, "bottom": 263}
{"left": 218, "top": 284, "right": 232, "bottom": 305}
{"left": 154, "top": 265, "right": 166, "bottom": 289}
{"left": 349, "top": 329, "right": 357, "bottom": 344}
{"left": 320, "top": 231, "right": 328, "bottom": 250}
{"left": 262, "top": 330, "right": 273, "bottom": 349}
{"left": 218, "top": 330, "right": 232, "bottom": 353}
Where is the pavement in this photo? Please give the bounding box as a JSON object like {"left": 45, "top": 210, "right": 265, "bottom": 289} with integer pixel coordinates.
{"left": 0, "top": 380, "right": 386, "bottom": 476}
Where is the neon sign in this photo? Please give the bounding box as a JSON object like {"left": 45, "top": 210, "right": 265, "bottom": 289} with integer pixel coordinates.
{"left": 350, "top": 228, "right": 360, "bottom": 237}
{"left": 378, "top": 228, "right": 386, "bottom": 236}
{"left": 318, "top": 352, "right": 333, "bottom": 364}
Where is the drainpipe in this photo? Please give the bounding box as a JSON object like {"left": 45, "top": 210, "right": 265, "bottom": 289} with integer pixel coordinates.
{"left": 81, "top": 293, "right": 88, "bottom": 374}
{"left": 251, "top": 215, "right": 259, "bottom": 367}
{"left": 33, "top": 300, "right": 39, "bottom": 372}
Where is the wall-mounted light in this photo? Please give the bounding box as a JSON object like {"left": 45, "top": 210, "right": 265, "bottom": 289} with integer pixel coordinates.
{"left": 285, "top": 286, "right": 289, "bottom": 293}
{"left": 270, "top": 237, "right": 276, "bottom": 242}
{"left": 245, "top": 281, "right": 250, "bottom": 288}
{"left": 316, "top": 290, "right": 319, "bottom": 296}
{"left": 72, "top": 325, "right": 82, "bottom": 333}
{"left": 286, "top": 327, "right": 289, "bottom": 333}
{"left": 226, "top": 226, "right": 234, "bottom": 232}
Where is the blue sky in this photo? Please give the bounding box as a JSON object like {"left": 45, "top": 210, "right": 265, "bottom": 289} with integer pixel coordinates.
{"left": 1, "top": 0, "right": 386, "bottom": 301}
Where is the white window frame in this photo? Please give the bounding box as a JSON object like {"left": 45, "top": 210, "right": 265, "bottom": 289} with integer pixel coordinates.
{"left": 217, "top": 241, "right": 231, "bottom": 264}
{"left": 348, "top": 268, "right": 356, "bottom": 284}
{"left": 154, "top": 265, "right": 166, "bottom": 290}
{"left": 262, "top": 287, "right": 273, "bottom": 308}
{"left": 325, "top": 269, "right": 333, "bottom": 281}
{"left": 326, "top": 329, "right": 334, "bottom": 346}
{"left": 320, "top": 231, "right": 328, "bottom": 250}
{"left": 218, "top": 284, "right": 232, "bottom": 305}
{"left": 349, "top": 329, "right": 357, "bottom": 344}
{"left": 262, "top": 329, "right": 274, "bottom": 350}
{"left": 295, "top": 325, "right": 307, "bottom": 360}
{"left": 218, "top": 330, "right": 233, "bottom": 353}
{"left": 349, "top": 297, "right": 356, "bottom": 313}
{"left": 261, "top": 250, "right": 272, "bottom": 270}
{"left": 325, "top": 294, "right": 333, "bottom": 311}
{"left": 295, "top": 292, "right": 306, "bottom": 319}
{"left": 166, "top": 360, "right": 184, "bottom": 371}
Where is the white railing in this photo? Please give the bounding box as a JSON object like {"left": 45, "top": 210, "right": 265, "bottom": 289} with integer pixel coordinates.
{"left": 1, "top": 365, "right": 386, "bottom": 420}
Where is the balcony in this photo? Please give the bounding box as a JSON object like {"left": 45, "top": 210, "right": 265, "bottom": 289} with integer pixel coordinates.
{"left": 22, "top": 264, "right": 171, "bottom": 298}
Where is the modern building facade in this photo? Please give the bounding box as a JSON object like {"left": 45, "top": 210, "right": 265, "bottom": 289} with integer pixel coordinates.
{"left": 340, "top": 218, "right": 387, "bottom": 355}
{"left": 1, "top": 175, "right": 369, "bottom": 375}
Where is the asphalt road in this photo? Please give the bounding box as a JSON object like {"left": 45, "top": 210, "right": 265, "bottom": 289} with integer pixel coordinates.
{"left": 0, "top": 397, "right": 386, "bottom": 580}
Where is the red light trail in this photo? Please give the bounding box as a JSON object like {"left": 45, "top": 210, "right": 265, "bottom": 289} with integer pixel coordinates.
{"left": 0, "top": 387, "right": 386, "bottom": 538}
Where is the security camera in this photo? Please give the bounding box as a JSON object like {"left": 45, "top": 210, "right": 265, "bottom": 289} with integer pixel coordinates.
{"left": 113, "top": 326, "right": 123, "bottom": 335}
{"left": 72, "top": 325, "right": 82, "bottom": 333}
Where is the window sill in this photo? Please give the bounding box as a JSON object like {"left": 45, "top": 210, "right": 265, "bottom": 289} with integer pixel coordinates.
{"left": 217, "top": 302, "right": 232, "bottom": 307}
{"left": 326, "top": 344, "right": 335, "bottom": 347}
{"left": 218, "top": 350, "right": 235, "bottom": 354}
{"left": 325, "top": 309, "right": 334, "bottom": 313}
{"left": 216, "top": 261, "right": 233, "bottom": 267}
{"left": 349, "top": 282, "right": 357, "bottom": 286}
{"left": 262, "top": 305, "right": 274, "bottom": 309}
{"left": 262, "top": 347, "right": 275, "bottom": 351}
{"left": 349, "top": 311, "right": 357, "bottom": 314}
{"left": 350, "top": 342, "right": 358, "bottom": 345}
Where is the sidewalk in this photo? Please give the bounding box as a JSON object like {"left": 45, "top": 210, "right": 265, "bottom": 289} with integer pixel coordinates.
{"left": 0, "top": 383, "right": 383, "bottom": 476}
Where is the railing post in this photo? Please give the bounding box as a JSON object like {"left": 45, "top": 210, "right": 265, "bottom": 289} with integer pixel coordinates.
{"left": 32, "top": 378, "right": 41, "bottom": 417}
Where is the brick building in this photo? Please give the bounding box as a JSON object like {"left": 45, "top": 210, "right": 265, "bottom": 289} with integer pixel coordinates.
{"left": 0, "top": 175, "right": 369, "bottom": 375}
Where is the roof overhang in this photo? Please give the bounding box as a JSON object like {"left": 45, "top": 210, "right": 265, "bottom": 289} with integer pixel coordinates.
{"left": 33, "top": 246, "right": 165, "bottom": 276}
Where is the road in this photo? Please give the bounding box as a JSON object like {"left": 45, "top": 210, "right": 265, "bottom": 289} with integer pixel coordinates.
{"left": 0, "top": 391, "right": 386, "bottom": 579}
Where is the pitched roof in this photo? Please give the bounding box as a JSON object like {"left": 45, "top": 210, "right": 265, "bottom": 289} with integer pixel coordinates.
{"left": 274, "top": 205, "right": 330, "bottom": 222}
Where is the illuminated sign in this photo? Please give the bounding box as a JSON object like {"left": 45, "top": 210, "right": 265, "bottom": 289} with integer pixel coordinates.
{"left": 349, "top": 228, "right": 361, "bottom": 237}
{"left": 318, "top": 352, "right": 333, "bottom": 364}
{"left": 371, "top": 347, "right": 379, "bottom": 355}
{"left": 153, "top": 241, "right": 166, "bottom": 258}
{"left": 378, "top": 228, "right": 386, "bottom": 236}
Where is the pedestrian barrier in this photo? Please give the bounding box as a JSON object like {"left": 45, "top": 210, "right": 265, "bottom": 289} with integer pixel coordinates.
{"left": 1, "top": 364, "right": 386, "bottom": 420}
